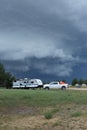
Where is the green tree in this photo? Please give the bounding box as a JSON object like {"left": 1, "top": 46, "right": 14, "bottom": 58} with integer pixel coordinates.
{"left": 0, "top": 63, "right": 15, "bottom": 88}
{"left": 72, "top": 78, "right": 78, "bottom": 85}
{"left": 84, "top": 80, "right": 87, "bottom": 85}
{"left": 78, "top": 79, "right": 84, "bottom": 85}
{"left": 5, "top": 72, "right": 15, "bottom": 88}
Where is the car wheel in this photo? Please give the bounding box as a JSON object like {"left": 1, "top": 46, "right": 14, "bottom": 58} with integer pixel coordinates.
{"left": 61, "top": 86, "right": 66, "bottom": 90}
{"left": 45, "top": 87, "right": 49, "bottom": 90}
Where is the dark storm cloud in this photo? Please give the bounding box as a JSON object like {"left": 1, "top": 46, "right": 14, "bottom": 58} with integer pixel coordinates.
{"left": 0, "top": 0, "right": 87, "bottom": 79}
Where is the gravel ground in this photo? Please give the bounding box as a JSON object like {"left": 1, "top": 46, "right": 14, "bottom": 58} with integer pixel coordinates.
{"left": 68, "top": 87, "right": 87, "bottom": 90}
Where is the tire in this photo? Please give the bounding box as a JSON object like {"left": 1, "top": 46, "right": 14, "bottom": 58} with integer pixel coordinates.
{"left": 61, "top": 86, "right": 66, "bottom": 90}
{"left": 44, "top": 87, "right": 49, "bottom": 90}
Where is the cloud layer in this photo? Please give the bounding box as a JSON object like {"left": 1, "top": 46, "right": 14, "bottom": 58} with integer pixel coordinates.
{"left": 0, "top": 0, "right": 87, "bottom": 80}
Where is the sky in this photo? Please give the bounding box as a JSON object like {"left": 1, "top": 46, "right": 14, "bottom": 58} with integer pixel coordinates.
{"left": 0, "top": 0, "right": 87, "bottom": 83}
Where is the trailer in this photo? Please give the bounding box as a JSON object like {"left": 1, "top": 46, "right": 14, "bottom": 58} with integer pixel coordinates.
{"left": 12, "top": 78, "right": 43, "bottom": 89}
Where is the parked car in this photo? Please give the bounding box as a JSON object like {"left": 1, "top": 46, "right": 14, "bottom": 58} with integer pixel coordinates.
{"left": 43, "top": 81, "right": 68, "bottom": 90}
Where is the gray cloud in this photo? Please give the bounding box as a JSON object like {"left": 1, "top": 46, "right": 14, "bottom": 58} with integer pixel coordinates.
{"left": 0, "top": 0, "right": 87, "bottom": 79}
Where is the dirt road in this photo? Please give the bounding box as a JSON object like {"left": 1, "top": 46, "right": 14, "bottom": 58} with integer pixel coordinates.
{"left": 68, "top": 87, "right": 87, "bottom": 90}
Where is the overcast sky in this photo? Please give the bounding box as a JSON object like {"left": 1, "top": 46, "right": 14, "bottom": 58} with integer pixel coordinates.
{"left": 0, "top": 0, "right": 87, "bottom": 82}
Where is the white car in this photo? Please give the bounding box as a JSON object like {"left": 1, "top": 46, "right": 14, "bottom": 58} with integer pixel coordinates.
{"left": 43, "top": 81, "right": 68, "bottom": 90}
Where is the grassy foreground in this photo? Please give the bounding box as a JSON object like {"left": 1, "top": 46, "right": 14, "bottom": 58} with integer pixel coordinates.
{"left": 0, "top": 89, "right": 87, "bottom": 130}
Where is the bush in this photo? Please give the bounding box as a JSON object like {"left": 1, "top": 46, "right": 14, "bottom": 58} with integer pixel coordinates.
{"left": 44, "top": 112, "right": 53, "bottom": 119}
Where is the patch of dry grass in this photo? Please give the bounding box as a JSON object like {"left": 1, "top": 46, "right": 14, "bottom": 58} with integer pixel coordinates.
{"left": 0, "top": 104, "right": 87, "bottom": 130}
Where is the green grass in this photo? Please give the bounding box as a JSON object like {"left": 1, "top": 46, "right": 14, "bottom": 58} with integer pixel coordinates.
{"left": 0, "top": 89, "right": 87, "bottom": 108}
{"left": 71, "top": 112, "right": 83, "bottom": 117}
{"left": 44, "top": 108, "right": 59, "bottom": 119}
{"left": 0, "top": 89, "right": 87, "bottom": 130}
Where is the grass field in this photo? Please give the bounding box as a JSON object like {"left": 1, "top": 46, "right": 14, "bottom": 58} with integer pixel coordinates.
{"left": 0, "top": 89, "right": 87, "bottom": 130}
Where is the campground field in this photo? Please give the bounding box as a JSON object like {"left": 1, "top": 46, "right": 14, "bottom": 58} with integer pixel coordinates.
{"left": 0, "top": 89, "right": 87, "bottom": 130}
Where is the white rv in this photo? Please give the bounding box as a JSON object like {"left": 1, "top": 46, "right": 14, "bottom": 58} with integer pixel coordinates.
{"left": 12, "top": 78, "right": 43, "bottom": 89}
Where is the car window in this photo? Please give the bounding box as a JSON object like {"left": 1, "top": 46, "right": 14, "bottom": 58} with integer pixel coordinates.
{"left": 50, "top": 82, "right": 58, "bottom": 84}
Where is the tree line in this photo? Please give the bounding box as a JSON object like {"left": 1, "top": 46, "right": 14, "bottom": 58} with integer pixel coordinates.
{"left": 72, "top": 78, "right": 87, "bottom": 85}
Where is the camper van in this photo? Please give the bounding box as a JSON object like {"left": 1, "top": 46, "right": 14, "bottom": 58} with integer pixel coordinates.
{"left": 12, "top": 78, "right": 43, "bottom": 89}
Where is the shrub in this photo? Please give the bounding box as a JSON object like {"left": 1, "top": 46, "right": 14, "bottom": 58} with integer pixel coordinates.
{"left": 44, "top": 112, "right": 53, "bottom": 119}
